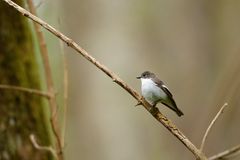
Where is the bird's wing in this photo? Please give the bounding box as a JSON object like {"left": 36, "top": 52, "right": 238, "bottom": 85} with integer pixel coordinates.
{"left": 152, "top": 78, "right": 184, "bottom": 116}
{"left": 160, "top": 84, "right": 173, "bottom": 97}
{"left": 152, "top": 78, "right": 173, "bottom": 97}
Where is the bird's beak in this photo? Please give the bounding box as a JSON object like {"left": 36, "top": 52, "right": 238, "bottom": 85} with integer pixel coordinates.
{"left": 136, "top": 76, "right": 141, "bottom": 79}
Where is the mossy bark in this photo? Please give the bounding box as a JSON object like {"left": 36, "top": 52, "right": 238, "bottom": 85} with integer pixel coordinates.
{"left": 0, "top": 0, "right": 53, "bottom": 159}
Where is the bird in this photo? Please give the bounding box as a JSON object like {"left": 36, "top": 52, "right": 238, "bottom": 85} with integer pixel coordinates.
{"left": 137, "top": 71, "right": 184, "bottom": 117}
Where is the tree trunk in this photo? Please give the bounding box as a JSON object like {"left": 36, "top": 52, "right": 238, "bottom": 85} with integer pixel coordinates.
{"left": 0, "top": 0, "right": 53, "bottom": 159}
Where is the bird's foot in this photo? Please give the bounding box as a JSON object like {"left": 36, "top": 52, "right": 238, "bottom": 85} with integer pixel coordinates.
{"left": 149, "top": 106, "right": 159, "bottom": 115}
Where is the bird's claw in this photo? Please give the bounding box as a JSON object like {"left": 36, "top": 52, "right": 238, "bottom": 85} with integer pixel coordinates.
{"left": 149, "top": 106, "right": 159, "bottom": 115}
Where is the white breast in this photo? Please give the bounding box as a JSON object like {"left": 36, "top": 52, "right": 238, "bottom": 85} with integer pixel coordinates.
{"left": 141, "top": 78, "right": 167, "bottom": 104}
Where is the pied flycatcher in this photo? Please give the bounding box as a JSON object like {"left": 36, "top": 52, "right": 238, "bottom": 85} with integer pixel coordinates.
{"left": 137, "top": 71, "right": 184, "bottom": 117}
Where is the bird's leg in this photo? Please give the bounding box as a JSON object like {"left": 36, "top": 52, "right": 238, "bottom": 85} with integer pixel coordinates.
{"left": 149, "top": 104, "right": 159, "bottom": 115}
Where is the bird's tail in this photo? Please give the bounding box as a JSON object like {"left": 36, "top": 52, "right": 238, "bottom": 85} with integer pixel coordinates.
{"left": 162, "top": 100, "right": 184, "bottom": 117}
{"left": 175, "top": 108, "right": 184, "bottom": 117}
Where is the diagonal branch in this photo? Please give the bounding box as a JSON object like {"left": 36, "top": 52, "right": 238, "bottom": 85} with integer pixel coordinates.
{"left": 209, "top": 144, "right": 240, "bottom": 160}
{"left": 0, "top": 84, "right": 51, "bottom": 98}
{"left": 200, "top": 103, "right": 228, "bottom": 151}
{"left": 2, "top": 0, "right": 207, "bottom": 159}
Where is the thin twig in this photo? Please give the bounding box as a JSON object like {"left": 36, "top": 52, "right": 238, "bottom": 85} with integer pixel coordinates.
{"left": 0, "top": 84, "right": 51, "bottom": 98}
{"left": 2, "top": 0, "right": 207, "bottom": 159}
{"left": 225, "top": 150, "right": 240, "bottom": 159}
{"left": 26, "top": 0, "right": 63, "bottom": 159}
{"left": 209, "top": 144, "right": 240, "bottom": 160}
{"left": 200, "top": 103, "right": 228, "bottom": 152}
{"left": 59, "top": 37, "right": 68, "bottom": 148}
{"left": 29, "top": 134, "right": 58, "bottom": 159}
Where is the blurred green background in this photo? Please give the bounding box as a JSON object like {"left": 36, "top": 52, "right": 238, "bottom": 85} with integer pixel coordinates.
{"left": 37, "top": 0, "right": 240, "bottom": 159}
